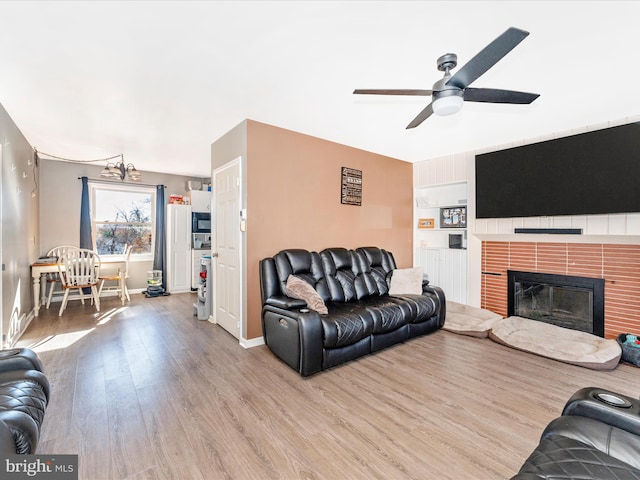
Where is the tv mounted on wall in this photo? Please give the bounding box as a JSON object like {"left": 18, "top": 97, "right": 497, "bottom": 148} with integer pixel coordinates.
{"left": 440, "top": 206, "right": 467, "bottom": 228}
{"left": 475, "top": 122, "right": 640, "bottom": 219}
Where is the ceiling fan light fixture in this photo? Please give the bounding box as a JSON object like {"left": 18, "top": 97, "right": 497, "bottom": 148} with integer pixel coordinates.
{"left": 432, "top": 92, "right": 464, "bottom": 116}
{"left": 100, "top": 163, "right": 115, "bottom": 178}
{"left": 126, "top": 164, "right": 142, "bottom": 181}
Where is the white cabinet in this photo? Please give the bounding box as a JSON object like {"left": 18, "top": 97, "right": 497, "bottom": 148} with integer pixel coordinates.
{"left": 418, "top": 248, "right": 468, "bottom": 304}
{"left": 189, "top": 190, "right": 211, "bottom": 212}
{"left": 166, "top": 204, "right": 192, "bottom": 293}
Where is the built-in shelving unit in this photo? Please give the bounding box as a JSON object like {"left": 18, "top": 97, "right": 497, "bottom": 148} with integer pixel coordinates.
{"left": 413, "top": 154, "right": 471, "bottom": 304}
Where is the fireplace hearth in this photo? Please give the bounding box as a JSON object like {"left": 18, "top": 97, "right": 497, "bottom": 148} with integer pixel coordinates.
{"left": 507, "top": 270, "right": 605, "bottom": 337}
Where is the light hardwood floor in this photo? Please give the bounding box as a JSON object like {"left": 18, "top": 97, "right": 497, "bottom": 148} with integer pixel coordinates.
{"left": 16, "top": 293, "right": 640, "bottom": 479}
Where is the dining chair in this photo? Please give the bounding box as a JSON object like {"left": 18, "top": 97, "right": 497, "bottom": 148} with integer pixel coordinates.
{"left": 98, "top": 244, "right": 132, "bottom": 302}
{"left": 57, "top": 248, "right": 101, "bottom": 316}
{"left": 44, "top": 245, "right": 78, "bottom": 309}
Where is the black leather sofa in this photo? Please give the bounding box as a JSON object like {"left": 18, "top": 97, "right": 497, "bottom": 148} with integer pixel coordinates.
{"left": 0, "top": 348, "right": 50, "bottom": 454}
{"left": 259, "top": 246, "right": 445, "bottom": 376}
{"left": 512, "top": 387, "right": 640, "bottom": 479}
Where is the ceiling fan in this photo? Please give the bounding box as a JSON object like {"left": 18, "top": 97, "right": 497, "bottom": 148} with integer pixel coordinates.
{"left": 353, "top": 27, "right": 540, "bottom": 129}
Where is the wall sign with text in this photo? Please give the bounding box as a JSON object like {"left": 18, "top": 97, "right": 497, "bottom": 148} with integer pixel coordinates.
{"left": 341, "top": 167, "right": 362, "bottom": 206}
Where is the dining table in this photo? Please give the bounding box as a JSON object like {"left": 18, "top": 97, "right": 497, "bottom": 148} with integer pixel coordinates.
{"left": 31, "top": 254, "right": 128, "bottom": 316}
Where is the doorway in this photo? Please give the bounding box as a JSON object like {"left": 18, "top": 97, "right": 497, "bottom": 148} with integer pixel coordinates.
{"left": 212, "top": 158, "right": 242, "bottom": 339}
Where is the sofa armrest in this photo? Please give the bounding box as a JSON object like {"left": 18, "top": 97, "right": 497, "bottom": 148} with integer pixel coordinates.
{"left": 0, "top": 418, "right": 16, "bottom": 456}
{"left": 0, "top": 348, "right": 44, "bottom": 374}
{"left": 0, "top": 410, "right": 40, "bottom": 454}
{"left": 0, "top": 369, "right": 50, "bottom": 406}
{"left": 265, "top": 296, "right": 307, "bottom": 310}
{"left": 423, "top": 285, "right": 446, "bottom": 328}
{"left": 262, "top": 305, "right": 324, "bottom": 376}
{"left": 561, "top": 387, "right": 640, "bottom": 437}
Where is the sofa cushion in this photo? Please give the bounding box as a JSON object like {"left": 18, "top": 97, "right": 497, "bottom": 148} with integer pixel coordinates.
{"left": 358, "top": 296, "right": 413, "bottom": 333}
{"left": 321, "top": 303, "right": 374, "bottom": 348}
{"left": 389, "top": 267, "right": 424, "bottom": 295}
{"left": 391, "top": 294, "right": 438, "bottom": 324}
{"left": 285, "top": 275, "right": 328, "bottom": 314}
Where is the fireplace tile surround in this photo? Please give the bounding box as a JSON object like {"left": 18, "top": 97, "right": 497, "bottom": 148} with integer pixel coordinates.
{"left": 481, "top": 241, "right": 640, "bottom": 339}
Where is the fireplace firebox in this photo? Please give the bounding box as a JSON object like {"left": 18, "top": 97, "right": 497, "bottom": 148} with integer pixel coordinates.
{"left": 507, "top": 270, "right": 605, "bottom": 337}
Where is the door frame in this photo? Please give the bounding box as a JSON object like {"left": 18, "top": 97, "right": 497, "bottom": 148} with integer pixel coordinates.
{"left": 211, "top": 156, "right": 244, "bottom": 341}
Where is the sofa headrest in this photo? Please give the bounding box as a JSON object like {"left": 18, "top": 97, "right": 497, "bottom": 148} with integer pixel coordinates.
{"left": 272, "top": 249, "right": 328, "bottom": 301}
{"left": 321, "top": 248, "right": 353, "bottom": 271}
{"left": 276, "top": 249, "right": 314, "bottom": 275}
{"left": 358, "top": 246, "right": 383, "bottom": 267}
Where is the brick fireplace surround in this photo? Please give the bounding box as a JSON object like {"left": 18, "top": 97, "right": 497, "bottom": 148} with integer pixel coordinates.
{"left": 481, "top": 242, "right": 640, "bottom": 339}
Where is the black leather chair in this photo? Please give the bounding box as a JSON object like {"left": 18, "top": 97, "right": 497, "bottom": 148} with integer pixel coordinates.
{"left": 0, "top": 348, "right": 50, "bottom": 454}
{"left": 512, "top": 387, "right": 640, "bottom": 479}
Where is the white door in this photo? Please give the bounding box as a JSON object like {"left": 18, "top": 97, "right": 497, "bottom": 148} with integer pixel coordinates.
{"left": 212, "top": 158, "right": 242, "bottom": 339}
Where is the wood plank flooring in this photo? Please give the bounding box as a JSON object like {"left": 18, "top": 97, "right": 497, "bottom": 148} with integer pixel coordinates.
{"left": 16, "top": 293, "right": 640, "bottom": 479}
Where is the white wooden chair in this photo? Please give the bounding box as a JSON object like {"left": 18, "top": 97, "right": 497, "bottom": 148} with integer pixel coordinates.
{"left": 57, "top": 248, "right": 101, "bottom": 316}
{"left": 45, "top": 245, "right": 78, "bottom": 308}
{"left": 98, "top": 244, "right": 132, "bottom": 302}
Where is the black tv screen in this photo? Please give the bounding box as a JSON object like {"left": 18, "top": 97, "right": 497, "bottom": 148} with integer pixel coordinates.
{"left": 475, "top": 122, "right": 640, "bottom": 219}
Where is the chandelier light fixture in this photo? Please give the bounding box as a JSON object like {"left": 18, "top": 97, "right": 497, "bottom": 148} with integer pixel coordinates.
{"left": 100, "top": 155, "right": 142, "bottom": 182}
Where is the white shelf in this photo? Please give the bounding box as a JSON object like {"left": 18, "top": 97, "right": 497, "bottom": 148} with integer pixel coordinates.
{"left": 414, "top": 178, "right": 469, "bottom": 303}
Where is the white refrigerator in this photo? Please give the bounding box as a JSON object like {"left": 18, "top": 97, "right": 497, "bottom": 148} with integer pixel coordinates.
{"left": 166, "top": 204, "right": 192, "bottom": 293}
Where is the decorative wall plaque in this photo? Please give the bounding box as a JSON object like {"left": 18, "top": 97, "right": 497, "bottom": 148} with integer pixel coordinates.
{"left": 417, "top": 218, "right": 435, "bottom": 229}
{"left": 341, "top": 167, "right": 362, "bottom": 206}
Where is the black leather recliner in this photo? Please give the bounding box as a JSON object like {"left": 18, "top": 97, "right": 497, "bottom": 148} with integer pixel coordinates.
{"left": 0, "top": 348, "right": 50, "bottom": 454}
{"left": 512, "top": 387, "right": 640, "bottom": 479}
{"left": 260, "top": 246, "right": 445, "bottom": 376}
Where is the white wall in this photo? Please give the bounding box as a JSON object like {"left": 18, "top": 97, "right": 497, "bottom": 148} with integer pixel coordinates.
{"left": 0, "top": 103, "right": 39, "bottom": 346}
{"left": 39, "top": 159, "right": 208, "bottom": 290}
{"left": 414, "top": 115, "right": 640, "bottom": 307}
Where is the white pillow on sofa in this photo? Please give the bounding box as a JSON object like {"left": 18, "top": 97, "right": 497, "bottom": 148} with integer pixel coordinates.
{"left": 388, "top": 267, "right": 424, "bottom": 295}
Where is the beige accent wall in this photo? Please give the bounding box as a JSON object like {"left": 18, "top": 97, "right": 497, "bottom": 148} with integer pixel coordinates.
{"left": 244, "top": 120, "right": 413, "bottom": 339}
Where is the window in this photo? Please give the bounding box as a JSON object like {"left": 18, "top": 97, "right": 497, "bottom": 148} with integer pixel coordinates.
{"left": 90, "top": 183, "right": 155, "bottom": 259}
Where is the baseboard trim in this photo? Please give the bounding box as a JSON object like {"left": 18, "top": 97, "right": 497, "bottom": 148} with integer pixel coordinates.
{"left": 8, "top": 311, "right": 34, "bottom": 348}
{"left": 241, "top": 336, "right": 265, "bottom": 349}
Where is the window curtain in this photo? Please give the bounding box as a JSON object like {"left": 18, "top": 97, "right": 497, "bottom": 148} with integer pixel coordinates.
{"left": 80, "top": 177, "right": 93, "bottom": 248}
{"left": 153, "top": 185, "right": 166, "bottom": 289}
{"left": 80, "top": 176, "right": 93, "bottom": 294}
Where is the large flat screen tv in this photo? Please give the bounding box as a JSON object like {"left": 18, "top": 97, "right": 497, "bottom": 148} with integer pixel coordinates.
{"left": 475, "top": 122, "right": 640, "bottom": 219}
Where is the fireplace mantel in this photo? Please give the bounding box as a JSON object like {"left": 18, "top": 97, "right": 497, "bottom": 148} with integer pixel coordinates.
{"left": 475, "top": 233, "right": 640, "bottom": 245}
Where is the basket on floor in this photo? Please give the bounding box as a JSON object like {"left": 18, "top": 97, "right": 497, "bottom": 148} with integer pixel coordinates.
{"left": 616, "top": 333, "right": 640, "bottom": 366}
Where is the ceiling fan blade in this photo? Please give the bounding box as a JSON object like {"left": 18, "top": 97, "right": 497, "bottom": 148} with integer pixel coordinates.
{"left": 464, "top": 87, "right": 539, "bottom": 104}
{"left": 353, "top": 89, "right": 433, "bottom": 96}
{"left": 447, "top": 27, "right": 530, "bottom": 89}
{"left": 406, "top": 103, "right": 434, "bottom": 129}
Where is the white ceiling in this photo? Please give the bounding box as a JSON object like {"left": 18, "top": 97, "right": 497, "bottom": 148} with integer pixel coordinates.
{"left": 2, "top": 1, "right": 640, "bottom": 177}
